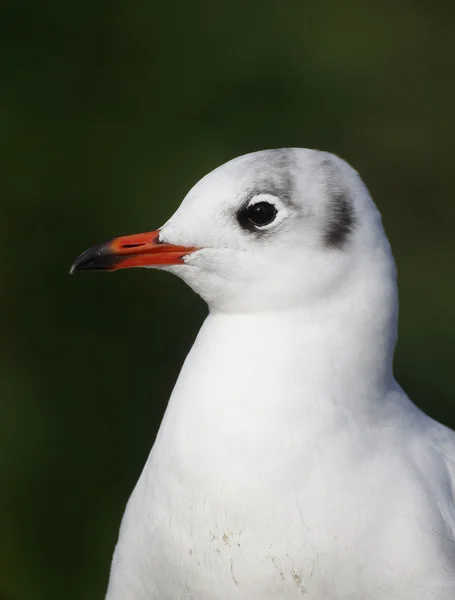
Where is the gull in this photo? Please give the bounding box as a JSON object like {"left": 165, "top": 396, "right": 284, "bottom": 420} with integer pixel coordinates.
{"left": 71, "top": 148, "right": 455, "bottom": 600}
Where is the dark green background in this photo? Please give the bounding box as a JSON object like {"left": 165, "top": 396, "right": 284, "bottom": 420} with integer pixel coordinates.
{"left": 1, "top": 1, "right": 454, "bottom": 598}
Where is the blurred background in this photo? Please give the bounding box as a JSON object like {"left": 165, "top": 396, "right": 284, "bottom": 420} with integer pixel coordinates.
{"left": 1, "top": 0, "right": 454, "bottom": 597}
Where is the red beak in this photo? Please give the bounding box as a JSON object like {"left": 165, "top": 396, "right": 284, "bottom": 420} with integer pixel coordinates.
{"left": 70, "top": 230, "right": 197, "bottom": 273}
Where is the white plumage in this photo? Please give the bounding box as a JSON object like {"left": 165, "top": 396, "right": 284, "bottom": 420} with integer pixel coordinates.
{"left": 74, "top": 148, "right": 455, "bottom": 599}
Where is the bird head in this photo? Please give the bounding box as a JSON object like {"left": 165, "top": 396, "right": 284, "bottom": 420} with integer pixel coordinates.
{"left": 71, "top": 148, "right": 396, "bottom": 316}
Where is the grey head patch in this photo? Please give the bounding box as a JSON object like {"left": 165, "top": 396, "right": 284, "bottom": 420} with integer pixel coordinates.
{"left": 320, "top": 157, "right": 356, "bottom": 250}
{"left": 235, "top": 149, "right": 297, "bottom": 234}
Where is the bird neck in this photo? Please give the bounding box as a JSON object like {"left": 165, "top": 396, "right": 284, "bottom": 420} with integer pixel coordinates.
{"left": 164, "top": 292, "right": 398, "bottom": 430}
{"left": 150, "top": 303, "right": 398, "bottom": 491}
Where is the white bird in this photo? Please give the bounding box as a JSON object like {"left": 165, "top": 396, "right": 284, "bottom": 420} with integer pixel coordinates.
{"left": 71, "top": 148, "right": 455, "bottom": 600}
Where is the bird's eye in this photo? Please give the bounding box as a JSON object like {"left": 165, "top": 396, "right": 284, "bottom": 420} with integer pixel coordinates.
{"left": 246, "top": 201, "right": 278, "bottom": 227}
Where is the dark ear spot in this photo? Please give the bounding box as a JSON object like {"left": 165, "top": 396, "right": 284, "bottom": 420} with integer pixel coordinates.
{"left": 324, "top": 191, "right": 356, "bottom": 250}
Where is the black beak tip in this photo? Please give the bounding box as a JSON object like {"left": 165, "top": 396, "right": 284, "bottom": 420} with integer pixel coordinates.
{"left": 69, "top": 241, "right": 117, "bottom": 274}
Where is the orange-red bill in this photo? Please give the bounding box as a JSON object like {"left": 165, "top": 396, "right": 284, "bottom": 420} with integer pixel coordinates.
{"left": 70, "top": 230, "right": 197, "bottom": 273}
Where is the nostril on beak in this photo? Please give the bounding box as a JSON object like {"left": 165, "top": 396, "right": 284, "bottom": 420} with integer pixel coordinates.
{"left": 121, "top": 243, "right": 145, "bottom": 248}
